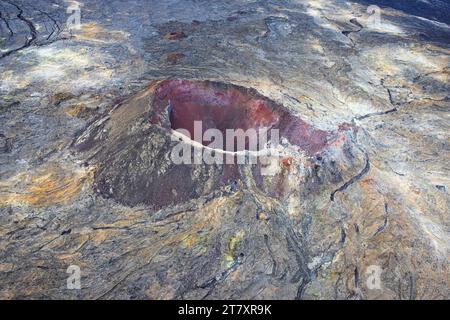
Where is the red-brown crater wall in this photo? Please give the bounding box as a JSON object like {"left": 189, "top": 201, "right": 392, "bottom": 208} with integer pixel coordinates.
{"left": 150, "top": 79, "right": 330, "bottom": 155}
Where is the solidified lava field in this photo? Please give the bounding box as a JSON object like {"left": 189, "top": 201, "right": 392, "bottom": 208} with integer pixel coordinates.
{"left": 0, "top": 0, "right": 449, "bottom": 300}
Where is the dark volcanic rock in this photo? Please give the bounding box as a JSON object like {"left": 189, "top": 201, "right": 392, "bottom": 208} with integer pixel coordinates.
{"left": 0, "top": 0, "right": 448, "bottom": 300}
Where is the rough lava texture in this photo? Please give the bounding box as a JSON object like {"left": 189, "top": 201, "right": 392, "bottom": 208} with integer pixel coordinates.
{"left": 0, "top": 0, "right": 449, "bottom": 299}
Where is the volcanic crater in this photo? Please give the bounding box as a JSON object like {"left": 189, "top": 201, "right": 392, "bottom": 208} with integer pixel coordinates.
{"left": 150, "top": 80, "right": 331, "bottom": 154}
{"left": 74, "top": 79, "right": 363, "bottom": 209}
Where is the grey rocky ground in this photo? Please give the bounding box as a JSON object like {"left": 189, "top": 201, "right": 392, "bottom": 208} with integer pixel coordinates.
{"left": 0, "top": 0, "right": 449, "bottom": 299}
